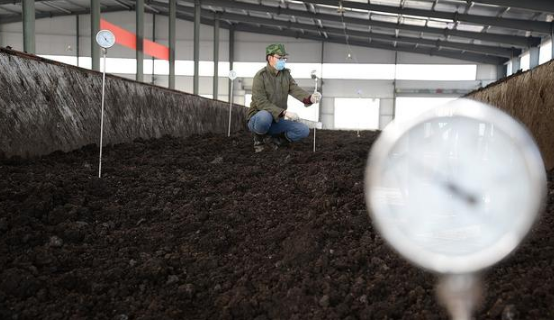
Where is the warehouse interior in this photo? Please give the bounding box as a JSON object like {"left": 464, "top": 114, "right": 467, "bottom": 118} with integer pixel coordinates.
{"left": 1, "top": 1, "right": 554, "bottom": 319}
{"left": 1, "top": 0, "right": 554, "bottom": 130}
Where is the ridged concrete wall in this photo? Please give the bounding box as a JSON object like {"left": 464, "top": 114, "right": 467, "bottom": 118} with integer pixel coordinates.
{"left": 468, "top": 60, "right": 554, "bottom": 170}
{"left": 0, "top": 48, "right": 247, "bottom": 159}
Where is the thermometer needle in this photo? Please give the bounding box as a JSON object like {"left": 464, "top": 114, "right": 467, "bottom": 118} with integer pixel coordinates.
{"left": 445, "top": 181, "right": 478, "bottom": 206}
{"left": 408, "top": 156, "right": 480, "bottom": 207}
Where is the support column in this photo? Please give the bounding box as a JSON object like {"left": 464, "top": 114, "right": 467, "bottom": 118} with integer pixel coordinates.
{"left": 529, "top": 46, "right": 540, "bottom": 68}
{"left": 193, "top": 0, "right": 201, "bottom": 95}
{"left": 169, "top": 0, "right": 176, "bottom": 90}
{"left": 496, "top": 64, "right": 507, "bottom": 80}
{"left": 152, "top": 14, "right": 156, "bottom": 84}
{"left": 76, "top": 14, "right": 80, "bottom": 67}
{"left": 318, "top": 41, "right": 324, "bottom": 122}
{"left": 136, "top": 0, "right": 144, "bottom": 82}
{"left": 22, "top": 0, "right": 35, "bottom": 54}
{"left": 392, "top": 51, "right": 398, "bottom": 121}
{"left": 228, "top": 25, "right": 235, "bottom": 103}
{"left": 511, "top": 56, "right": 521, "bottom": 74}
{"left": 91, "top": 0, "right": 100, "bottom": 71}
{"left": 550, "top": 32, "right": 554, "bottom": 59}
{"left": 213, "top": 13, "right": 220, "bottom": 100}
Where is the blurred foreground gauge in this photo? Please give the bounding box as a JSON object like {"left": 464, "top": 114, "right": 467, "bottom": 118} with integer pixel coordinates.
{"left": 364, "top": 98, "right": 546, "bottom": 274}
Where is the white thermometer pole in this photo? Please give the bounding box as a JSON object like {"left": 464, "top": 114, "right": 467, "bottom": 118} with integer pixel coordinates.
{"left": 437, "top": 274, "right": 482, "bottom": 320}
{"left": 98, "top": 48, "right": 107, "bottom": 178}
{"left": 228, "top": 70, "right": 237, "bottom": 137}
{"left": 312, "top": 71, "right": 318, "bottom": 153}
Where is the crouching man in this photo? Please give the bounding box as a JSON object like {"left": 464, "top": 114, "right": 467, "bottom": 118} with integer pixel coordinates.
{"left": 247, "top": 43, "right": 322, "bottom": 152}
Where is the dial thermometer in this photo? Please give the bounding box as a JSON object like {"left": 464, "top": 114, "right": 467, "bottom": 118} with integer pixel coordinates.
{"left": 95, "top": 30, "right": 115, "bottom": 49}
{"left": 227, "top": 70, "right": 237, "bottom": 137}
{"left": 365, "top": 98, "right": 546, "bottom": 274}
{"left": 95, "top": 30, "right": 116, "bottom": 178}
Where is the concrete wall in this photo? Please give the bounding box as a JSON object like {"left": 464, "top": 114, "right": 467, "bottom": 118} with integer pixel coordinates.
{"left": 0, "top": 48, "right": 247, "bottom": 159}
{"left": 468, "top": 60, "right": 554, "bottom": 170}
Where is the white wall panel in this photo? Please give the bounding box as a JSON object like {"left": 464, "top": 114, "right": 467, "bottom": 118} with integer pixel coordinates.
{"left": 322, "top": 80, "right": 394, "bottom": 98}
{"left": 0, "top": 32, "right": 23, "bottom": 51}
{"left": 476, "top": 64, "right": 498, "bottom": 81}
{"left": 234, "top": 38, "right": 322, "bottom": 63}
{"left": 379, "top": 98, "right": 394, "bottom": 130}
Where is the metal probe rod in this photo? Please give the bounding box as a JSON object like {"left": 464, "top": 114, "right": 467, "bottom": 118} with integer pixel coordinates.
{"left": 98, "top": 48, "right": 107, "bottom": 178}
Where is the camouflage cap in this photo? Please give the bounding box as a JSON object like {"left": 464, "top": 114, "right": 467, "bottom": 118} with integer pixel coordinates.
{"left": 266, "top": 43, "right": 288, "bottom": 56}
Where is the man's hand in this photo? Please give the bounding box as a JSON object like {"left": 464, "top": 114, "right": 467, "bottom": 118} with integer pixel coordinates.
{"left": 284, "top": 111, "right": 299, "bottom": 121}
{"left": 310, "top": 92, "right": 322, "bottom": 104}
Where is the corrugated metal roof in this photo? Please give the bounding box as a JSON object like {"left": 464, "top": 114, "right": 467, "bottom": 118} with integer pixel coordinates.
{"left": 1, "top": 0, "right": 552, "bottom": 63}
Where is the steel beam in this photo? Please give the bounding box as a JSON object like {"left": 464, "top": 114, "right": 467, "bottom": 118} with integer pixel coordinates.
{"left": 169, "top": 0, "right": 176, "bottom": 89}
{"left": 91, "top": 0, "right": 100, "bottom": 71}
{"left": 215, "top": 11, "right": 520, "bottom": 58}
{"left": 176, "top": 0, "right": 540, "bottom": 47}
{"left": 0, "top": 1, "right": 507, "bottom": 65}
{"left": 1, "top": 0, "right": 541, "bottom": 48}
{"left": 154, "top": 1, "right": 506, "bottom": 64}
{"left": 232, "top": 23, "right": 505, "bottom": 65}
{"left": 0, "top": 7, "right": 126, "bottom": 25}
{"left": 470, "top": 0, "right": 554, "bottom": 13}
{"left": 158, "top": 2, "right": 510, "bottom": 62}
{"left": 22, "top": 0, "right": 34, "bottom": 53}
{"left": 193, "top": 0, "right": 200, "bottom": 95}
{"left": 303, "top": 0, "right": 553, "bottom": 34}
{"left": 172, "top": 8, "right": 505, "bottom": 64}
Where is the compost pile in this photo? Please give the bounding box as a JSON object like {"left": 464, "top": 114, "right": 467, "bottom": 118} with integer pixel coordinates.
{"left": 1, "top": 130, "right": 553, "bottom": 320}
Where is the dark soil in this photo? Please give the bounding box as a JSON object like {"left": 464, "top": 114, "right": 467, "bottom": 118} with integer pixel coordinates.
{"left": 0, "top": 130, "right": 553, "bottom": 320}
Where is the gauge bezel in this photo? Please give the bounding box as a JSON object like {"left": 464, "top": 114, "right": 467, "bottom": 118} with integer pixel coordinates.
{"left": 95, "top": 30, "right": 116, "bottom": 49}
{"left": 365, "top": 98, "right": 546, "bottom": 274}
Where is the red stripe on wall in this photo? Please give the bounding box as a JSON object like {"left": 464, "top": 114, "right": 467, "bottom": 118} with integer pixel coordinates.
{"left": 145, "top": 41, "right": 169, "bottom": 61}
{"left": 100, "top": 19, "right": 169, "bottom": 61}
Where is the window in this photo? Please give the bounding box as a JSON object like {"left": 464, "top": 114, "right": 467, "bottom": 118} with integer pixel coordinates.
{"left": 395, "top": 97, "right": 456, "bottom": 124}
{"left": 334, "top": 98, "right": 380, "bottom": 130}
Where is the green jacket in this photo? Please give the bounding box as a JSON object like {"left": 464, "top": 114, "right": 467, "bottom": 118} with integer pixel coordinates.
{"left": 247, "top": 64, "right": 312, "bottom": 122}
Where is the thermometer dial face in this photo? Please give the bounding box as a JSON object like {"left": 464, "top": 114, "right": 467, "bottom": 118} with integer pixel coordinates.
{"left": 228, "top": 70, "right": 237, "bottom": 80}
{"left": 365, "top": 99, "right": 546, "bottom": 274}
{"left": 96, "top": 30, "right": 115, "bottom": 49}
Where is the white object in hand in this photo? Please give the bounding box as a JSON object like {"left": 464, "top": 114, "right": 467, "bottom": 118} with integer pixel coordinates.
{"left": 284, "top": 111, "right": 299, "bottom": 121}
{"left": 310, "top": 92, "right": 322, "bottom": 104}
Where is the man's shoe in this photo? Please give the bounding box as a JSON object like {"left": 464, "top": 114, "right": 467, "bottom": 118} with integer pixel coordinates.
{"left": 270, "top": 133, "right": 290, "bottom": 149}
{"left": 253, "top": 133, "right": 265, "bottom": 153}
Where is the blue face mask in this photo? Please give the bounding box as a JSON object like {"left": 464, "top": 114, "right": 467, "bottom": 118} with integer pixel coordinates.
{"left": 275, "top": 59, "right": 286, "bottom": 71}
